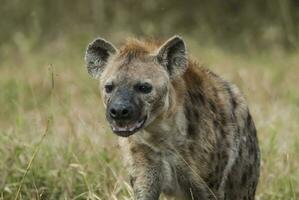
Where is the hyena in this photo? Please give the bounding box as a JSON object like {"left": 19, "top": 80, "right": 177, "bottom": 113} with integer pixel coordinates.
{"left": 84, "top": 36, "right": 260, "bottom": 200}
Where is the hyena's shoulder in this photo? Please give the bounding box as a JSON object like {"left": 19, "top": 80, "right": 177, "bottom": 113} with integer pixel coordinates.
{"left": 180, "top": 62, "right": 250, "bottom": 127}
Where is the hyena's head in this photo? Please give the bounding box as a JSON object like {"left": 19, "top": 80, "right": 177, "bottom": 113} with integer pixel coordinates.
{"left": 84, "top": 36, "right": 187, "bottom": 137}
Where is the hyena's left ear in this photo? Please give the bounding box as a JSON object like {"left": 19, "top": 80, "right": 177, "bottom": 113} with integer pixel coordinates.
{"left": 85, "top": 38, "right": 117, "bottom": 79}
{"left": 157, "top": 35, "right": 187, "bottom": 79}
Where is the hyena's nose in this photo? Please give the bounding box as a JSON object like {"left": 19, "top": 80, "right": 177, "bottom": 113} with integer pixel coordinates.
{"left": 109, "top": 104, "right": 131, "bottom": 120}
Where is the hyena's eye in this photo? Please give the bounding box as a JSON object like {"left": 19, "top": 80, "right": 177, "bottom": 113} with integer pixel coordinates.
{"left": 135, "top": 83, "right": 152, "bottom": 94}
{"left": 104, "top": 84, "right": 114, "bottom": 93}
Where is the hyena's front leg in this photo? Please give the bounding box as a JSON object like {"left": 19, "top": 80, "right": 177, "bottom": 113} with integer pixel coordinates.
{"left": 129, "top": 146, "right": 163, "bottom": 200}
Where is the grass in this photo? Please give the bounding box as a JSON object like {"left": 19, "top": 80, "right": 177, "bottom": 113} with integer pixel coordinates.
{"left": 0, "top": 37, "right": 298, "bottom": 200}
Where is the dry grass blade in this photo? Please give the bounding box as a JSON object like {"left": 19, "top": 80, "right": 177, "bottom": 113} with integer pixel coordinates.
{"left": 14, "top": 119, "right": 52, "bottom": 200}
{"left": 172, "top": 148, "right": 218, "bottom": 200}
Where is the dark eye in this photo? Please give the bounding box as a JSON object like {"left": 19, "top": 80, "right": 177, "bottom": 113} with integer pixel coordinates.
{"left": 104, "top": 84, "right": 114, "bottom": 93}
{"left": 135, "top": 83, "right": 152, "bottom": 94}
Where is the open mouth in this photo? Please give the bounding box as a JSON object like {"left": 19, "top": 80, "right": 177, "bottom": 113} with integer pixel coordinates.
{"left": 110, "top": 116, "right": 147, "bottom": 137}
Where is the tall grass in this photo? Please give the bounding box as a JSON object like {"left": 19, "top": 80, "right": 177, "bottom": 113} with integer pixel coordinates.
{"left": 0, "top": 37, "right": 298, "bottom": 199}
{"left": 14, "top": 119, "right": 51, "bottom": 200}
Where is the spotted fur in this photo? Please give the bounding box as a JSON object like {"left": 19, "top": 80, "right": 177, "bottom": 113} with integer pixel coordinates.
{"left": 85, "top": 36, "right": 260, "bottom": 200}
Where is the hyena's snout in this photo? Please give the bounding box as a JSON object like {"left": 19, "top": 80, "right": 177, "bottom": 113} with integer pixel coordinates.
{"left": 108, "top": 100, "right": 133, "bottom": 121}
{"left": 106, "top": 88, "right": 147, "bottom": 137}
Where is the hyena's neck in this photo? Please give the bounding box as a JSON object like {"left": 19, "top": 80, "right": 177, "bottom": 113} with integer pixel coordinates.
{"left": 131, "top": 109, "right": 186, "bottom": 151}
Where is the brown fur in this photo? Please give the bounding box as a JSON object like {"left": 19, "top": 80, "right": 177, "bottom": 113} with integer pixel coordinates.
{"left": 85, "top": 36, "right": 260, "bottom": 200}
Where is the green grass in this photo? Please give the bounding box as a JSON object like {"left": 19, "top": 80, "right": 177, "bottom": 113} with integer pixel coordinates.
{"left": 0, "top": 38, "right": 299, "bottom": 200}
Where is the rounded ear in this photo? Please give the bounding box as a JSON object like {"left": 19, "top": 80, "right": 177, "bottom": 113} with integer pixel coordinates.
{"left": 84, "top": 38, "right": 117, "bottom": 79}
{"left": 156, "top": 35, "right": 187, "bottom": 79}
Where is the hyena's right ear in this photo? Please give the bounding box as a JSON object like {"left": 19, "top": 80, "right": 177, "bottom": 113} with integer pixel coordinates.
{"left": 85, "top": 38, "right": 117, "bottom": 79}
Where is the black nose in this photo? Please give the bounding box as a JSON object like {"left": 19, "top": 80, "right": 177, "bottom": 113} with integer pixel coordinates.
{"left": 109, "top": 104, "right": 131, "bottom": 120}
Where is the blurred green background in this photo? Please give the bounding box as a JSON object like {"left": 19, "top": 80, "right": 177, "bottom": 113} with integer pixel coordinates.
{"left": 1, "top": 1, "right": 299, "bottom": 199}
{"left": 1, "top": 0, "right": 299, "bottom": 52}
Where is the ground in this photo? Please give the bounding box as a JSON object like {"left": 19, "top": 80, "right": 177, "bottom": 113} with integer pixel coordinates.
{"left": 0, "top": 38, "right": 298, "bottom": 200}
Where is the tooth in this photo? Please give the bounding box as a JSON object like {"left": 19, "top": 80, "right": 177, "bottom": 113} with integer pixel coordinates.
{"left": 137, "top": 120, "right": 143, "bottom": 127}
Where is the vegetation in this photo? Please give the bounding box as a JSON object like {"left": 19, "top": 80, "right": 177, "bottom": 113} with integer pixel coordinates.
{"left": 1, "top": 0, "right": 299, "bottom": 52}
{"left": 0, "top": 1, "right": 299, "bottom": 199}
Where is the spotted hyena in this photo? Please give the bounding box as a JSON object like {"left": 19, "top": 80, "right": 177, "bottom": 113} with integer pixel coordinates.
{"left": 84, "top": 36, "right": 260, "bottom": 200}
